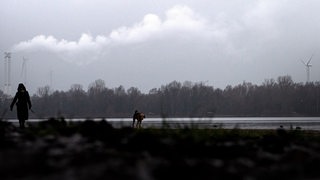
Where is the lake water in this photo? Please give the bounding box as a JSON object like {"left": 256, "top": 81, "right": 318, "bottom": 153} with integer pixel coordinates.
{"left": 7, "top": 117, "right": 320, "bottom": 131}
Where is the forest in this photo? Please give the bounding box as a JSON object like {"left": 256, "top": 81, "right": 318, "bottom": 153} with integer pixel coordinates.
{"left": 1, "top": 75, "right": 320, "bottom": 119}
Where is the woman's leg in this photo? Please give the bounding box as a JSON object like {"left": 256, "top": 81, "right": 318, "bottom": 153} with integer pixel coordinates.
{"left": 17, "top": 105, "right": 28, "bottom": 129}
{"left": 19, "top": 119, "right": 25, "bottom": 129}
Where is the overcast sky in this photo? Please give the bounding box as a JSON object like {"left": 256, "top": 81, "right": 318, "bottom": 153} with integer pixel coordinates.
{"left": 1, "top": 0, "right": 320, "bottom": 95}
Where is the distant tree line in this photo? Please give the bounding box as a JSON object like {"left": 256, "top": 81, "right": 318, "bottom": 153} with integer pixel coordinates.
{"left": 1, "top": 75, "right": 319, "bottom": 119}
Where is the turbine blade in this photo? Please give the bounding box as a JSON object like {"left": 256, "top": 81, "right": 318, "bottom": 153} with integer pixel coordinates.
{"left": 307, "top": 54, "right": 314, "bottom": 65}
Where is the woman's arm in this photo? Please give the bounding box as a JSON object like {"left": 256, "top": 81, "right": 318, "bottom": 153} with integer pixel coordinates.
{"left": 27, "top": 91, "right": 32, "bottom": 109}
{"left": 10, "top": 93, "right": 18, "bottom": 111}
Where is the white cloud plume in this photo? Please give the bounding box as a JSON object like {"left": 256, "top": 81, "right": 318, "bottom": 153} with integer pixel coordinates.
{"left": 14, "top": 34, "right": 109, "bottom": 52}
{"left": 109, "top": 5, "right": 210, "bottom": 43}
{"left": 13, "top": 2, "right": 297, "bottom": 66}
{"left": 13, "top": 5, "right": 213, "bottom": 65}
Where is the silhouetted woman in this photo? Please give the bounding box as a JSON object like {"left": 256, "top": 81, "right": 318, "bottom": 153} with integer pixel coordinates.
{"left": 10, "top": 83, "right": 32, "bottom": 128}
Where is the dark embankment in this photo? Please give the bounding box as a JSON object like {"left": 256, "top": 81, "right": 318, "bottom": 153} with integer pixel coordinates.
{"left": 1, "top": 119, "right": 320, "bottom": 180}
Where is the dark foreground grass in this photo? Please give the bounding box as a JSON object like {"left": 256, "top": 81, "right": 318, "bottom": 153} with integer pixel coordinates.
{"left": 1, "top": 119, "right": 320, "bottom": 180}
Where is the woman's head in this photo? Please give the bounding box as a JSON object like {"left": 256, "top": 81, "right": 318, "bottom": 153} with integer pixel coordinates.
{"left": 17, "top": 83, "right": 26, "bottom": 91}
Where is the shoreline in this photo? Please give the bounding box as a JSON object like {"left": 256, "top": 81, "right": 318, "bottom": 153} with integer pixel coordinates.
{"left": 3, "top": 116, "right": 320, "bottom": 131}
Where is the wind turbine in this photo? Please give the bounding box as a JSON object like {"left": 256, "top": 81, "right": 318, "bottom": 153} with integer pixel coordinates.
{"left": 20, "top": 57, "right": 28, "bottom": 85}
{"left": 301, "top": 54, "right": 313, "bottom": 83}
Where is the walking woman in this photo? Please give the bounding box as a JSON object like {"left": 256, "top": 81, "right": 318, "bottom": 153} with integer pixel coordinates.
{"left": 10, "top": 83, "right": 32, "bottom": 129}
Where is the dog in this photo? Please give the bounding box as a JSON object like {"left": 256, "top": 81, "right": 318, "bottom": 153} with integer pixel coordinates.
{"left": 133, "top": 112, "right": 146, "bottom": 128}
